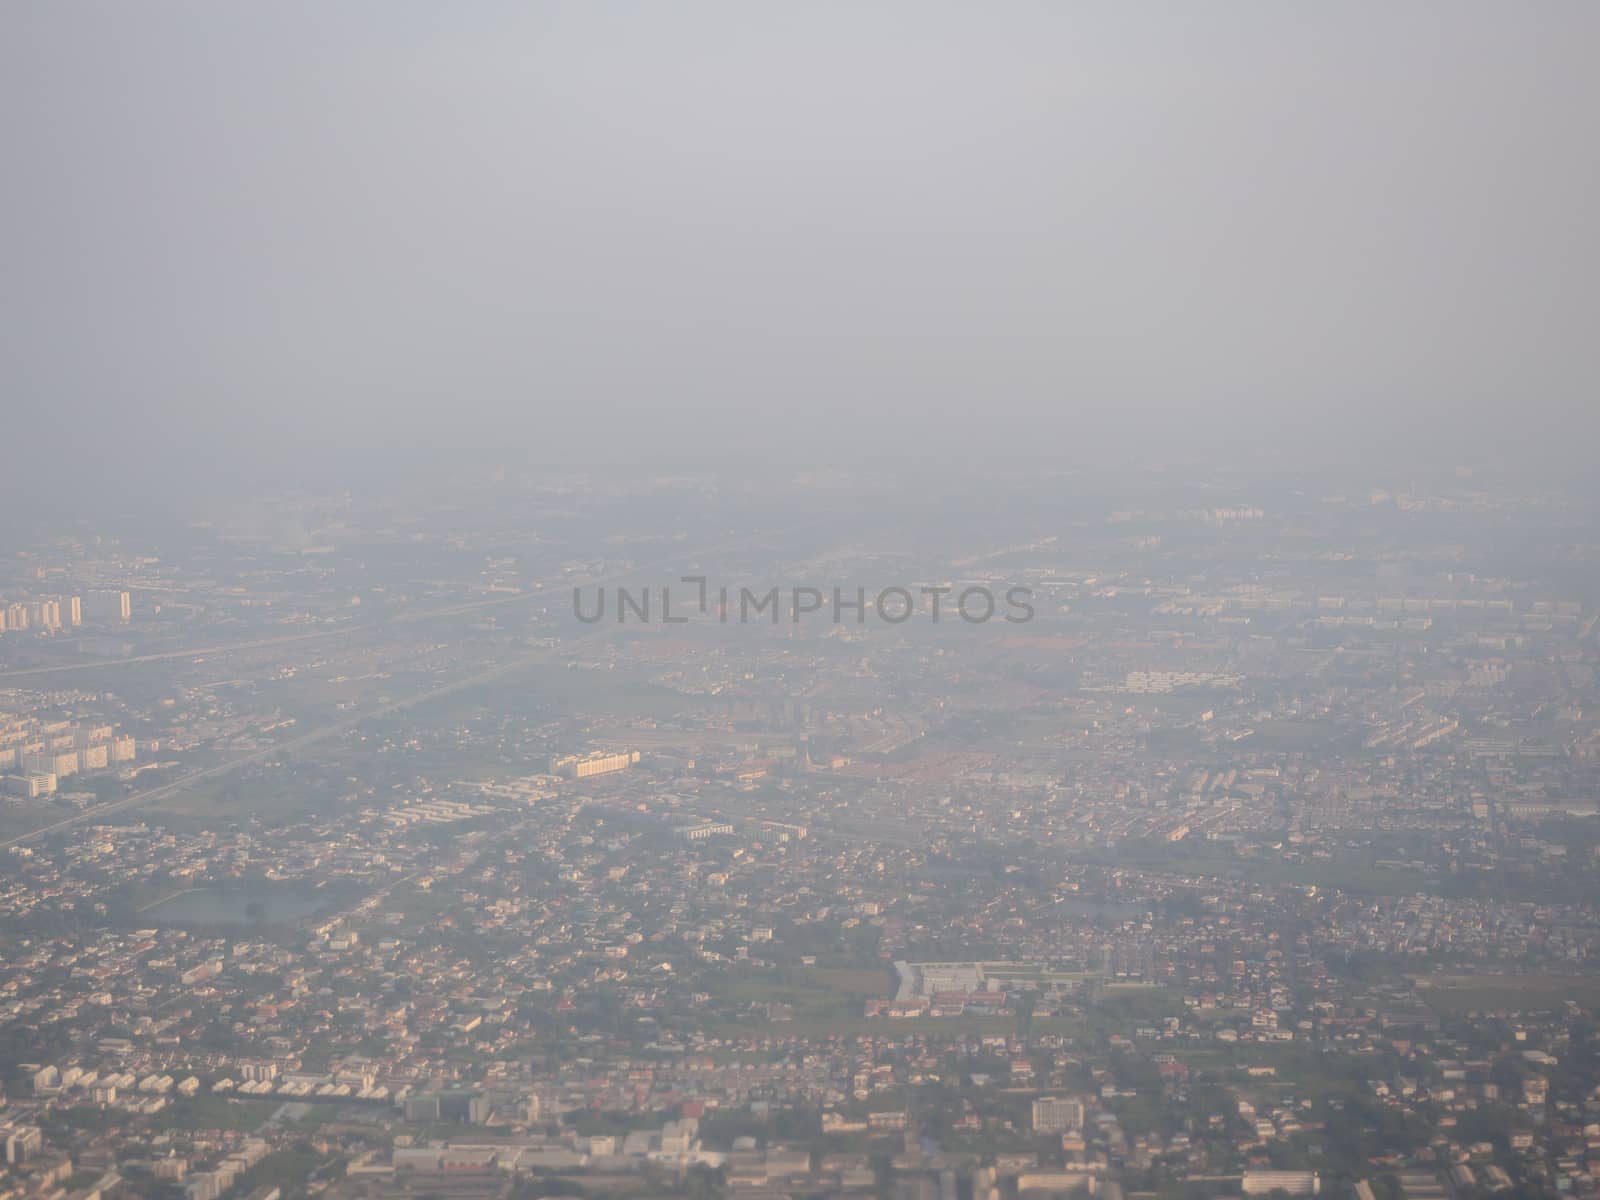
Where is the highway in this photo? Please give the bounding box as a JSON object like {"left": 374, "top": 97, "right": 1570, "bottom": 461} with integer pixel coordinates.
{"left": 0, "top": 542, "right": 718, "bottom": 682}
{"left": 0, "top": 526, "right": 817, "bottom": 845}
{"left": 0, "top": 637, "right": 584, "bottom": 848}
{"left": 0, "top": 574, "right": 576, "bottom": 681}
{"left": 0, "top": 628, "right": 369, "bottom": 680}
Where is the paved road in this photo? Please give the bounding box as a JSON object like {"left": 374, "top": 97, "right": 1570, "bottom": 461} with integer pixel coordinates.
{"left": 0, "top": 543, "right": 717, "bottom": 681}
{"left": 0, "top": 527, "right": 816, "bottom": 844}
{"left": 0, "top": 628, "right": 371, "bottom": 680}
{"left": 0, "top": 524, "right": 812, "bottom": 844}
{"left": 0, "top": 575, "right": 577, "bottom": 682}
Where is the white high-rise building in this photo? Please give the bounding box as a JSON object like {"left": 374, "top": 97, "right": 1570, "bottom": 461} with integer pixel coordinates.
{"left": 86, "top": 590, "right": 132, "bottom": 622}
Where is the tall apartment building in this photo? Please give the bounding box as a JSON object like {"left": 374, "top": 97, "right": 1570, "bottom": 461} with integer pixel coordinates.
{"left": 0, "top": 596, "right": 83, "bottom": 632}
{"left": 5, "top": 773, "right": 56, "bottom": 798}
{"left": 85, "top": 590, "right": 132, "bottom": 622}
{"left": 4, "top": 1125, "right": 43, "bottom": 1164}
{"left": 21, "top": 750, "right": 79, "bottom": 778}
{"left": 1, "top": 721, "right": 133, "bottom": 793}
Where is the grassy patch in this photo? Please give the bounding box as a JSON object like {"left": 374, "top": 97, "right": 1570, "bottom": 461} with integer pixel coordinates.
{"left": 149, "top": 1097, "right": 281, "bottom": 1132}
{"left": 1412, "top": 974, "right": 1600, "bottom": 1015}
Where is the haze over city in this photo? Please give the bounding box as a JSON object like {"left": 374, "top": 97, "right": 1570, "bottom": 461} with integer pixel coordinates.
{"left": 6, "top": 2, "right": 1600, "bottom": 509}
{"left": 2, "top": 6, "right": 1600, "bottom": 1200}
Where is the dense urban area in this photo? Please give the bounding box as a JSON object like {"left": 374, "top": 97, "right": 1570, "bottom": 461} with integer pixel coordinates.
{"left": 2, "top": 465, "right": 1599, "bottom": 1200}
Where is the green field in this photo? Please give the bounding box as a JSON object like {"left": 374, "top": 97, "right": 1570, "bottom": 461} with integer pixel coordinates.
{"left": 149, "top": 1097, "right": 282, "bottom": 1132}
{"left": 1413, "top": 973, "right": 1600, "bottom": 1015}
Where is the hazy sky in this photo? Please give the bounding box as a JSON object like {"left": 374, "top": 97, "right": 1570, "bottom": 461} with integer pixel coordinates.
{"left": 4, "top": 2, "right": 1597, "bottom": 500}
